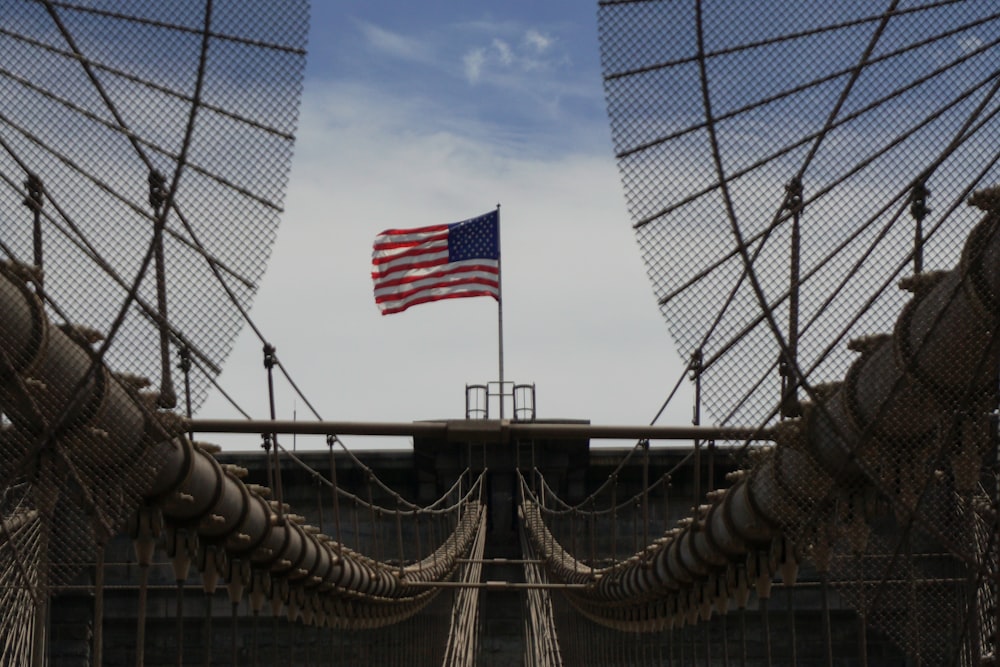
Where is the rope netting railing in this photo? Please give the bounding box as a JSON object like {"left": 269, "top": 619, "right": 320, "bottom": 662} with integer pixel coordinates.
{"left": 441, "top": 497, "right": 488, "bottom": 667}
{"left": 519, "top": 505, "right": 564, "bottom": 667}
{"left": 0, "top": 502, "right": 41, "bottom": 666}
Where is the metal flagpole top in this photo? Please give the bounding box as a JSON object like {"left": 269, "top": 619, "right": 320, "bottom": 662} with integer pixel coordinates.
{"left": 495, "top": 202, "right": 504, "bottom": 420}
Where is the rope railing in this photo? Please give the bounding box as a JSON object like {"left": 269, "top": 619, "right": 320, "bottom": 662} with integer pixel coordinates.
{"left": 520, "top": 502, "right": 565, "bottom": 667}
{"left": 440, "top": 499, "right": 487, "bottom": 666}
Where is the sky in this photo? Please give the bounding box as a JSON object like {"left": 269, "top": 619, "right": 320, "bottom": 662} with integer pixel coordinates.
{"left": 197, "top": 1, "right": 693, "bottom": 450}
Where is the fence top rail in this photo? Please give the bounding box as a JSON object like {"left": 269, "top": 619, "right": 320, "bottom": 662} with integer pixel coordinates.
{"left": 186, "top": 418, "right": 772, "bottom": 443}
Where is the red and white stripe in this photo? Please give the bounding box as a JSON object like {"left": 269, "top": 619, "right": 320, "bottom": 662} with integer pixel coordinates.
{"left": 372, "top": 224, "right": 499, "bottom": 315}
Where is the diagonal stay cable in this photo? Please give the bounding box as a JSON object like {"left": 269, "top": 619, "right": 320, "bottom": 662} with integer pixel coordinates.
{"left": 151, "top": 198, "right": 366, "bottom": 478}
{"left": 729, "top": 79, "right": 1000, "bottom": 364}
{"left": 572, "top": 226, "right": 772, "bottom": 508}
{"left": 719, "top": 147, "right": 1000, "bottom": 431}
{"left": 717, "top": 114, "right": 1000, "bottom": 429}
{"left": 699, "top": 0, "right": 920, "bottom": 416}
{"left": 0, "top": 159, "right": 222, "bottom": 375}
{"left": 714, "top": 68, "right": 1000, "bottom": 419}
{"left": 633, "top": 27, "right": 1000, "bottom": 233}
{"left": 601, "top": 0, "right": 967, "bottom": 82}
{"left": 0, "top": 111, "right": 258, "bottom": 291}
{"left": 538, "top": 221, "right": 1000, "bottom": 598}
{"left": 0, "top": 65, "right": 282, "bottom": 211}
{"left": 614, "top": 7, "right": 998, "bottom": 162}
{"left": 37, "top": 0, "right": 247, "bottom": 418}
{"left": 793, "top": 1, "right": 901, "bottom": 185}
{"left": 0, "top": 26, "right": 295, "bottom": 140}
{"left": 680, "top": 0, "right": 901, "bottom": 497}
{"left": 653, "top": 34, "right": 1000, "bottom": 308}
{"left": 12, "top": 4, "right": 425, "bottom": 502}
{"left": 720, "top": 136, "right": 1000, "bottom": 434}
{"left": 578, "top": 198, "right": 800, "bottom": 513}
{"left": 584, "top": 5, "right": 996, "bottom": 552}
{"left": 38, "top": 0, "right": 307, "bottom": 54}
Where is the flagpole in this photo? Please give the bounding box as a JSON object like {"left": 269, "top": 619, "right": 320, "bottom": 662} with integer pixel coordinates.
{"left": 496, "top": 203, "right": 504, "bottom": 419}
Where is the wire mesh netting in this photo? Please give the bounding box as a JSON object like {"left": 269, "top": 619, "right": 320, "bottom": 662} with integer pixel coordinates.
{"left": 0, "top": 0, "right": 307, "bottom": 415}
{"left": 599, "top": 0, "right": 1000, "bottom": 427}
{"left": 0, "top": 0, "right": 307, "bottom": 609}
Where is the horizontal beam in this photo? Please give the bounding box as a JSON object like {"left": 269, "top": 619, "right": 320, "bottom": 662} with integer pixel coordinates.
{"left": 185, "top": 418, "right": 771, "bottom": 443}
{"left": 402, "top": 580, "right": 592, "bottom": 590}
{"left": 457, "top": 558, "right": 546, "bottom": 565}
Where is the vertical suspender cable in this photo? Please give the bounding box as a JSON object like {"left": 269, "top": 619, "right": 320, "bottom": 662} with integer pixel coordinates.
{"left": 327, "top": 436, "right": 343, "bottom": 556}
{"left": 691, "top": 350, "right": 703, "bottom": 503}
{"left": 148, "top": 169, "right": 176, "bottom": 409}
{"left": 821, "top": 570, "right": 834, "bottom": 667}
{"left": 642, "top": 439, "right": 650, "bottom": 550}
{"left": 786, "top": 583, "right": 797, "bottom": 665}
{"left": 611, "top": 475, "right": 618, "bottom": 564}
{"left": 263, "top": 344, "right": 284, "bottom": 517}
{"left": 23, "top": 173, "right": 43, "bottom": 289}
{"left": 395, "top": 496, "right": 405, "bottom": 577}
{"left": 781, "top": 177, "right": 804, "bottom": 419}
{"left": 179, "top": 346, "right": 193, "bottom": 443}
{"left": 367, "top": 474, "right": 381, "bottom": 561}
{"left": 93, "top": 543, "right": 104, "bottom": 667}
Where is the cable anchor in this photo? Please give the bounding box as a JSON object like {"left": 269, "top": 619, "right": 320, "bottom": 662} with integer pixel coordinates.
{"left": 783, "top": 176, "right": 804, "bottom": 215}
{"left": 147, "top": 170, "right": 167, "bottom": 213}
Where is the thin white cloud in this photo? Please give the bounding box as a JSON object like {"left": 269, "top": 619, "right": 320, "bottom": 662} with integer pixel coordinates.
{"left": 492, "top": 38, "right": 514, "bottom": 66}
{"left": 358, "top": 20, "right": 428, "bottom": 62}
{"left": 458, "top": 26, "right": 566, "bottom": 88}
{"left": 463, "top": 48, "right": 486, "bottom": 84}
{"left": 347, "top": 18, "right": 580, "bottom": 122}
{"left": 524, "top": 29, "right": 552, "bottom": 53}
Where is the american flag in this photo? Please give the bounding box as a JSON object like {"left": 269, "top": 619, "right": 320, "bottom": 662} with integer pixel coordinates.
{"left": 371, "top": 210, "right": 500, "bottom": 315}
